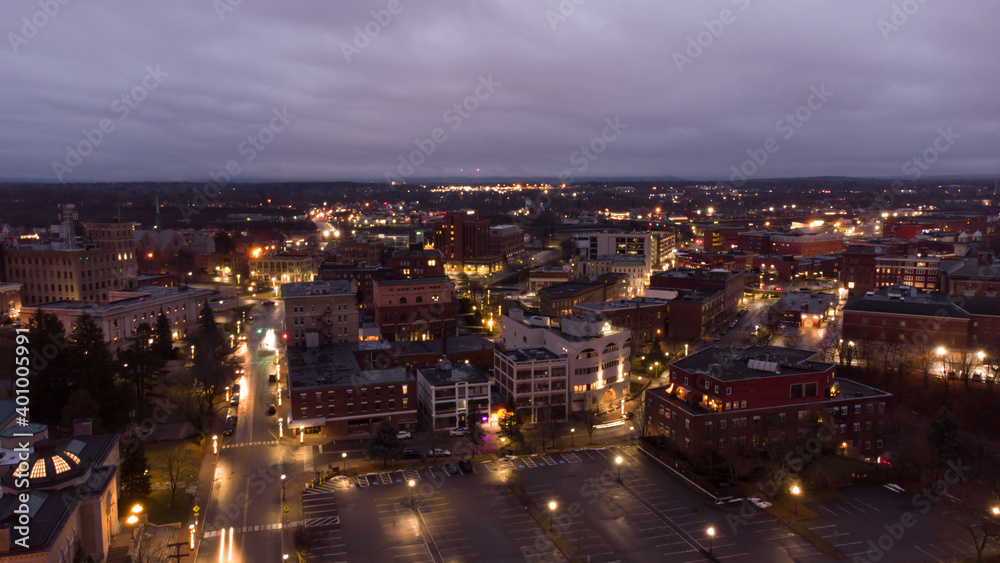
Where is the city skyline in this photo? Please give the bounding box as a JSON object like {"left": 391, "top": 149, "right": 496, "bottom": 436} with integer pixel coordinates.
{"left": 1, "top": 2, "right": 997, "bottom": 183}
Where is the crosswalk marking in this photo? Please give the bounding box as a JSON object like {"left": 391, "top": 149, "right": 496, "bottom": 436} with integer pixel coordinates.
{"left": 203, "top": 522, "right": 294, "bottom": 537}
{"left": 305, "top": 516, "right": 340, "bottom": 527}
{"left": 221, "top": 440, "right": 278, "bottom": 450}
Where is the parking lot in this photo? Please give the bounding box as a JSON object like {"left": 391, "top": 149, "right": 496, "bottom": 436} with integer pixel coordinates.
{"left": 305, "top": 447, "right": 993, "bottom": 562}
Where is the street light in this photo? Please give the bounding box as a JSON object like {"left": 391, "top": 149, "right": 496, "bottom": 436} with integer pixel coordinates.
{"left": 548, "top": 500, "right": 557, "bottom": 531}
{"left": 281, "top": 474, "right": 286, "bottom": 501}
{"left": 189, "top": 524, "right": 195, "bottom": 549}
{"left": 629, "top": 426, "right": 634, "bottom": 445}
{"left": 409, "top": 479, "right": 416, "bottom": 507}
{"left": 992, "top": 506, "right": 999, "bottom": 516}
{"left": 615, "top": 456, "right": 623, "bottom": 482}
{"left": 343, "top": 451, "right": 349, "bottom": 471}
{"left": 707, "top": 526, "right": 715, "bottom": 555}
{"left": 213, "top": 435, "right": 218, "bottom": 454}
{"left": 936, "top": 346, "right": 948, "bottom": 375}
{"left": 791, "top": 485, "right": 801, "bottom": 516}
{"left": 570, "top": 428, "right": 575, "bottom": 448}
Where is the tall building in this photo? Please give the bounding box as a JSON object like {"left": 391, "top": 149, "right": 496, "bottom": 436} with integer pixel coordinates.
{"left": 416, "top": 359, "right": 491, "bottom": 430}
{"left": 738, "top": 229, "right": 843, "bottom": 257}
{"left": 575, "top": 231, "right": 675, "bottom": 279}
{"left": 280, "top": 280, "right": 359, "bottom": 348}
{"left": 0, "top": 205, "right": 138, "bottom": 306}
{"left": 432, "top": 211, "right": 490, "bottom": 263}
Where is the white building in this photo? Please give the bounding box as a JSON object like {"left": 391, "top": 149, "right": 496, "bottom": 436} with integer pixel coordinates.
{"left": 416, "top": 359, "right": 491, "bottom": 430}
{"left": 499, "top": 308, "right": 631, "bottom": 415}
{"left": 494, "top": 345, "right": 568, "bottom": 422}
{"left": 21, "top": 286, "right": 213, "bottom": 351}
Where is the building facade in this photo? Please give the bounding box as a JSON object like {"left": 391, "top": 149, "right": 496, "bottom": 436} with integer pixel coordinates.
{"left": 494, "top": 346, "right": 569, "bottom": 423}
{"left": 372, "top": 277, "right": 459, "bottom": 341}
{"left": 645, "top": 345, "right": 892, "bottom": 463}
{"left": 249, "top": 252, "right": 316, "bottom": 286}
{"left": 416, "top": 360, "right": 491, "bottom": 430}
{"left": 280, "top": 280, "right": 359, "bottom": 348}
{"left": 573, "top": 297, "right": 668, "bottom": 346}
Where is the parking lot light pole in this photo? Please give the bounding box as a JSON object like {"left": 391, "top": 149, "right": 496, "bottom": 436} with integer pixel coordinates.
{"left": 707, "top": 526, "right": 715, "bottom": 555}
{"left": 548, "top": 501, "right": 557, "bottom": 531}
{"left": 409, "top": 480, "right": 416, "bottom": 507}
{"left": 791, "top": 485, "right": 801, "bottom": 516}
{"left": 281, "top": 474, "right": 286, "bottom": 501}
{"left": 570, "top": 428, "right": 574, "bottom": 448}
{"left": 615, "top": 456, "right": 623, "bottom": 483}
{"left": 629, "top": 426, "right": 634, "bottom": 445}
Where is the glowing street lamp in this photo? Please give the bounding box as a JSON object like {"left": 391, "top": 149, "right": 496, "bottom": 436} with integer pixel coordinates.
{"left": 409, "top": 479, "right": 416, "bottom": 507}
{"left": 279, "top": 419, "right": 283, "bottom": 438}
{"left": 791, "top": 485, "right": 801, "bottom": 516}
{"left": 212, "top": 435, "right": 218, "bottom": 455}
{"left": 707, "top": 526, "right": 715, "bottom": 555}
{"left": 300, "top": 429, "right": 305, "bottom": 444}
{"left": 615, "top": 456, "right": 623, "bottom": 482}
{"left": 570, "top": 428, "right": 575, "bottom": 448}
{"left": 343, "top": 451, "right": 349, "bottom": 471}
{"left": 936, "top": 346, "right": 948, "bottom": 375}
{"left": 548, "top": 500, "right": 557, "bottom": 531}
{"left": 281, "top": 474, "right": 286, "bottom": 500}
{"left": 189, "top": 524, "right": 195, "bottom": 549}
{"left": 629, "top": 426, "right": 634, "bottom": 445}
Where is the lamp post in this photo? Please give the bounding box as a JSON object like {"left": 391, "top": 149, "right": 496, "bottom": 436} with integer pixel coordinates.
{"left": 548, "top": 500, "right": 557, "bottom": 531}
{"left": 629, "top": 426, "right": 634, "bottom": 446}
{"left": 570, "top": 428, "right": 575, "bottom": 448}
{"left": 409, "top": 479, "right": 416, "bottom": 507}
{"left": 615, "top": 456, "right": 623, "bottom": 482}
{"left": 707, "top": 526, "right": 715, "bottom": 555}
{"left": 127, "top": 504, "right": 143, "bottom": 557}
{"left": 791, "top": 485, "right": 801, "bottom": 516}
{"left": 936, "top": 346, "right": 948, "bottom": 376}
{"left": 281, "top": 474, "right": 286, "bottom": 501}
{"left": 212, "top": 435, "right": 218, "bottom": 455}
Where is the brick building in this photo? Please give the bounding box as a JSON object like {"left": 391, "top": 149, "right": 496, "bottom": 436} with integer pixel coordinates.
{"left": 842, "top": 286, "right": 970, "bottom": 348}
{"left": 539, "top": 274, "right": 628, "bottom": 317}
{"left": 317, "top": 261, "right": 392, "bottom": 306}
{"left": 432, "top": 211, "right": 491, "bottom": 263}
{"left": 668, "top": 290, "right": 724, "bottom": 340}
{"left": 280, "top": 280, "right": 359, "bottom": 348}
{"left": 650, "top": 268, "right": 744, "bottom": 318}
{"left": 249, "top": 252, "right": 316, "bottom": 286}
{"left": 388, "top": 247, "right": 445, "bottom": 279}
{"left": 372, "top": 277, "right": 459, "bottom": 341}
{"left": 573, "top": 297, "right": 668, "bottom": 346}
{"left": 528, "top": 266, "right": 573, "bottom": 294}
{"left": 738, "top": 229, "right": 843, "bottom": 258}
{"left": 286, "top": 344, "right": 417, "bottom": 436}
{"left": 645, "top": 345, "right": 892, "bottom": 462}
{"left": 416, "top": 359, "right": 491, "bottom": 430}
{"left": 488, "top": 225, "right": 526, "bottom": 260}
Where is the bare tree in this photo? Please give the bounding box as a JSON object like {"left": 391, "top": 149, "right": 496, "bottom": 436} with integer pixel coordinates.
{"left": 164, "top": 446, "right": 196, "bottom": 508}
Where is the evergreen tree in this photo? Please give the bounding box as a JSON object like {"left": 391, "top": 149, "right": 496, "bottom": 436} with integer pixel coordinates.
{"left": 498, "top": 411, "right": 525, "bottom": 455}
{"left": 929, "top": 406, "right": 963, "bottom": 474}
{"left": 120, "top": 441, "right": 152, "bottom": 502}
{"left": 67, "top": 313, "right": 121, "bottom": 428}
{"left": 119, "top": 323, "right": 166, "bottom": 412}
{"left": 366, "top": 419, "right": 405, "bottom": 467}
{"left": 27, "top": 310, "right": 71, "bottom": 426}
{"left": 153, "top": 310, "right": 173, "bottom": 360}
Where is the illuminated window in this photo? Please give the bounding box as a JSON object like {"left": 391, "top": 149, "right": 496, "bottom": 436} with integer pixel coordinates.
{"left": 30, "top": 459, "right": 47, "bottom": 479}
{"left": 52, "top": 455, "right": 70, "bottom": 474}
{"left": 65, "top": 452, "right": 81, "bottom": 464}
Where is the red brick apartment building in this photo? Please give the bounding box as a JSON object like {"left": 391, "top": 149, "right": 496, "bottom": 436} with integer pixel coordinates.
{"left": 287, "top": 344, "right": 417, "bottom": 436}
{"left": 645, "top": 345, "right": 892, "bottom": 462}
{"left": 372, "top": 276, "right": 459, "bottom": 341}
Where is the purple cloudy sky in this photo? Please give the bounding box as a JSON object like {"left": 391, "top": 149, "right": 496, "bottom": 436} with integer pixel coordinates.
{"left": 1, "top": 1, "right": 997, "bottom": 183}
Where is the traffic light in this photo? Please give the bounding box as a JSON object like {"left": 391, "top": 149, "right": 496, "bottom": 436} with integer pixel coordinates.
{"left": 282, "top": 333, "right": 288, "bottom": 340}
{"left": 256, "top": 328, "right": 262, "bottom": 334}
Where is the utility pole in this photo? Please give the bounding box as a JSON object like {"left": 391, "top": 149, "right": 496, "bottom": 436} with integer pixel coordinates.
{"left": 165, "top": 542, "right": 189, "bottom": 562}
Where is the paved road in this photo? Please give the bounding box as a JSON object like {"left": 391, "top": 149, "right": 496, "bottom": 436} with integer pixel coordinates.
{"left": 195, "top": 298, "right": 299, "bottom": 563}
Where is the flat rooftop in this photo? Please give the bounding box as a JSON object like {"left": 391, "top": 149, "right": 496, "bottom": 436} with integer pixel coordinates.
{"left": 672, "top": 344, "right": 833, "bottom": 382}
{"left": 502, "top": 346, "right": 562, "bottom": 362}
{"left": 26, "top": 286, "right": 212, "bottom": 312}
{"left": 418, "top": 362, "right": 489, "bottom": 387}
{"left": 287, "top": 344, "right": 412, "bottom": 390}
{"left": 280, "top": 279, "right": 353, "bottom": 298}
{"left": 374, "top": 276, "right": 452, "bottom": 286}
{"left": 575, "top": 298, "right": 668, "bottom": 313}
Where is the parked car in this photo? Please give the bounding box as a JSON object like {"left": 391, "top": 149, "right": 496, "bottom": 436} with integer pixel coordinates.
{"left": 457, "top": 459, "right": 473, "bottom": 473}
{"left": 263, "top": 300, "right": 276, "bottom": 306}
{"left": 448, "top": 428, "right": 468, "bottom": 437}
{"left": 428, "top": 448, "right": 452, "bottom": 457}
{"left": 230, "top": 395, "right": 239, "bottom": 406}
{"left": 444, "top": 462, "right": 460, "bottom": 475}
{"left": 223, "top": 416, "right": 237, "bottom": 436}
{"left": 402, "top": 449, "right": 421, "bottom": 459}
{"left": 266, "top": 404, "right": 276, "bottom": 416}
{"left": 621, "top": 411, "right": 634, "bottom": 420}
{"left": 231, "top": 384, "right": 240, "bottom": 395}
{"left": 714, "top": 335, "right": 722, "bottom": 342}
{"left": 397, "top": 430, "right": 412, "bottom": 439}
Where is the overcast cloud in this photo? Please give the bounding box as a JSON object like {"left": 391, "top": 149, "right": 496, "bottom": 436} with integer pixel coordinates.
{"left": 1, "top": 1, "right": 997, "bottom": 183}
